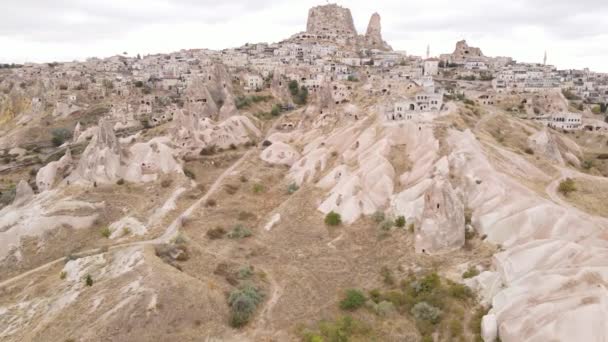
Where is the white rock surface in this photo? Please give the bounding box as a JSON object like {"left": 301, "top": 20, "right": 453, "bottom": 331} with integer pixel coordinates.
{"left": 416, "top": 176, "right": 465, "bottom": 254}
{"left": 260, "top": 142, "right": 300, "bottom": 166}
{"left": 481, "top": 314, "right": 498, "bottom": 342}
{"left": 36, "top": 148, "right": 73, "bottom": 192}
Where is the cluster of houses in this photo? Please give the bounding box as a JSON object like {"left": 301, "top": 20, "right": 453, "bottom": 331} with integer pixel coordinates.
{"left": 1, "top": 4, "right": 606, "bottom": 135}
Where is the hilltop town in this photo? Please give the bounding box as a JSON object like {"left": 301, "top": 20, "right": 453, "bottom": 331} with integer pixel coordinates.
{"left": 1, "top": 4, "right": 607, "bottom": 342}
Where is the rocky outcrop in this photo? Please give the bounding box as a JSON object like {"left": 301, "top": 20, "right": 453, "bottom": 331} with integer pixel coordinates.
{"left": 36, "top": 148, "right": 73, "bottom": 191}
{"left": 260, "top": 141, "right": 300, "bottom": 166}
{"left": 172, "top": 109, "right": 260, "bottom": 157}
{"left": 70, "top": 119, "right": 123, "bottom": 184}
{"left": 528, "top": 129, "right": 564, "bottom": 165}
{"left": 306, "top": 4, "right": 357, "bottom": 37}
{"left": 364, "top": 13, "right": 391, "bottom": 50}
{"left": 447, "top": 129, "right": 608, "bottom": 342}
{"left": 415, "top": 177, "right": 465, "bottom": 254}
{"left": 13, "top": 180, "right": 34, "bottom": 207}
{"left": 451, "top": 40, "right": 483, "bottom": 62}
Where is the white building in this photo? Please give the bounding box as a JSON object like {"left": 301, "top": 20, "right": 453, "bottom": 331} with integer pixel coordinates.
{"left": 389, "top": 91, "right": 444, "bottom": 121}
{"left": 423, "top": 59, "right": 439, "bottom": 76}
{"left": 245, "top": 74, "right": 264, "bottom": 91}
{"left": 538, "top": 113, "right": 583, "bottom": 131}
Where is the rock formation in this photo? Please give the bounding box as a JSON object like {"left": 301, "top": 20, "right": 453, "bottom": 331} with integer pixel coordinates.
{"left": 12, "top": 180, "right": 34, "bottom": 207}
{"left": 528, "top": 129, "right": 564, "bottom": 165}
{"left": 451, "top": 40, "right": 483, "bottom": 62}
{"left": 306, "top": 4, "right": 357, "bottom": 37}
{"left": 36, "top": 148, "right": 73, "bottom": 191}
{"left": 70, "top": 118, "right": 123, "bottom": 184}
{"left": 364, "top": 13, "right": 391, "bottom": 50}
{"left": 416, "top": 177, "right": 465, "bottom": 254}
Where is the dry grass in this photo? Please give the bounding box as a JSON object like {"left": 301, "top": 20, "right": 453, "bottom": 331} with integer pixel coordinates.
{"left": 559, "top": 177, "right": 608, "bottom": 217}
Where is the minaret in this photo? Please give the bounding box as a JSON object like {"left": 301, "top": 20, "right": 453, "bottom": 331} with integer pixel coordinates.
{"left": 426, "top": 44, "right": 430, "bottom": 59}
{"left": 543, "top": 50, "right": 547, "bottom": 66}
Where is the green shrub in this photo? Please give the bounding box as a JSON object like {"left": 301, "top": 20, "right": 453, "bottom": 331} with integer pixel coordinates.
{"left": 237, "top": 265, "right": 254, "bottom": 279}
{"left": 294, "top": 86, "right": 308, "bottom": 105}
{"left": 85, "top": 274, "right": 93, "bottom": 286}
{"left": 228, "top": 284, "right": 264, "bottom": 327}
{"left": 370, "top": 300, "right": 395, "bottom": 316}
{"left": 288, "top": 80, "right": 299, "bottom": 96}
{"left": 270, "top": 104, "right": 281, "bottom": 116}
{"left": 287, "top": 183, "right": 299, "bottom": 194}
{"left": 411, "top": 302, "right": 442, "bottom": 323}
{"left": 339, "top": 289, "right": 366, "bottom": 311}
{"left": 252, "top": 183, "right": 265, "bottom": 194}
{"left": 0, "top": 185, "right": 16, "bottom": 207}
{"left": 60, "top": 271, "right": 67, "bottom": 280}
{"left": 447, "top": 281, "right": 474, "bottom": 300}
{"left": 395, "top": 216, "right": 406, "bottom": 228}
{"left": 324, "top": 211, "right": 342, "bottom": 226}
{"left": 369, "top": 289, "right": 382, "bottom": 303}
{"left": 304, "top": 316, "right": 370, "bottom": 342}
{"left": 183, "top": 168, "right": 196, "bottom": 180}
{"left": 411, "top": 273, "right": 440, "bottom": 295}
{"left": 51, "top": 128, "right": 72, "bottom": 147}
{"left": 227, "top": 225, "right": 252, "bottom": 239}
{"left": 524, "top": 147, "right": 534, "bottom": 155}
{"left": 462, "top": 266, "right": 480, "bottom": 279}
{"left": 558, "top": 178, "right": 576, "bottom": 196}
{"left": 100, "top": 227, "right": 111, "bottom": 238}
{"left": 116, "top": 178, "right": 125, "bottom": 185}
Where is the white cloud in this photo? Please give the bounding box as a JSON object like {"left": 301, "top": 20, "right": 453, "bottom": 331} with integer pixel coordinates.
{"left": 1, "top": 0, "right": 606, "bottom": 72}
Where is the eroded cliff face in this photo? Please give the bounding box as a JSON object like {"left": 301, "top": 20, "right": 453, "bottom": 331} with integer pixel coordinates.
{"left": 306, "top": 4, "right": 357, "bottom": 37}
{"left": 416, "top": 177, "right": 465, "bottom": 254}
{"left": 451, "top": 40, "right": 484, "bottom": 62}
{"left": 364, "top": 13, "right": 391, "bottom": 50}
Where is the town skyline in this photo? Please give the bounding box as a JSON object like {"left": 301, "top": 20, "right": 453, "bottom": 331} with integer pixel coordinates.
{"left": 1, "top": 0, "right": 607, "bottom": 72}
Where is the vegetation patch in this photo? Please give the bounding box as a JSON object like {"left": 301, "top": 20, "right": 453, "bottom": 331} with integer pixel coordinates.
{"left": 228, "top": 283, "right": 265, "bottom": 328}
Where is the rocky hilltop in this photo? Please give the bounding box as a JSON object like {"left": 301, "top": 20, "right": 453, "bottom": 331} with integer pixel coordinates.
{"left": 290, "top": 3, "right": 392, "bottom": 51}
{"left": 306, "top": 4, "right": 357, "bottom": 37}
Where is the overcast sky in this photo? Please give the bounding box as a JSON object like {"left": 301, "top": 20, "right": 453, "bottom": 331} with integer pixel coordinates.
{"left": 1, "top": 0, "right": 607, "bottom": 72}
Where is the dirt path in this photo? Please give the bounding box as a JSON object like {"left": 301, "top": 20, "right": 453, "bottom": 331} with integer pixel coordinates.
{"left": 0, "top": 150, "right": 254, "bottom": 290}
{"left": 545, "top": 167, "right": 608, "bottom": 227}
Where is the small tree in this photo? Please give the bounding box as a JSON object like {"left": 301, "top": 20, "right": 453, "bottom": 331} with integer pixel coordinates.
{"left": 270, "top": 104, "right": 281, "bottom": 116}
{"left": 51, "top": 128, "right": 72, "bottom": 147}
{"left": 228, "top": 284, "right": 264, "bottom": 327}
{"left": 411, "top": 302, "right": 442, "bottom": 324}
{"left": 288, "top": 80, "right": 299, "bottom": 96}
{"left": 558, "top": 178, "right": 576, "bottom": 196}
{"left": 85, "top": 274, "right": 93, "bottom": 286}
{"left": 395, "top": 216, "right": 406, "bottom": 228}
{"left": 325, "top": 211, "right": 342, "bottom": 226}
{"left": 339, "top": 289, "right": 366, "bottom": 311}
{"left": 100, "top": 227, "right": 111, "bottom": 238}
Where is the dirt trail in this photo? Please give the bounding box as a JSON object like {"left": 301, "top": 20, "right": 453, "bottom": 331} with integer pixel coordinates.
{"left": 0, "top": 150, "right": 254, "bottom": 289}
{"left": 545, "top": 167, "right": 608, "bottom": 227}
